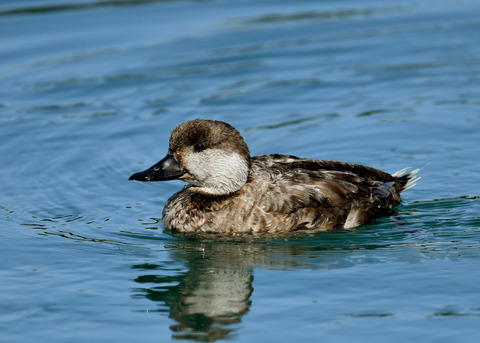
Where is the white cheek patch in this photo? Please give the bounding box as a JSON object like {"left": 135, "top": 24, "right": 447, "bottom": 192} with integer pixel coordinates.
{"left": 183, "top": 149, "right": 249, "bottom": 195}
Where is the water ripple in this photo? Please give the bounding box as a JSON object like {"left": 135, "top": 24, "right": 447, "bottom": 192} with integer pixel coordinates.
{"left": 0, "top": 0, "right": 190, "bottom": 17}
{"left": 243, "top": 6, "right": 405, "bottom": 25}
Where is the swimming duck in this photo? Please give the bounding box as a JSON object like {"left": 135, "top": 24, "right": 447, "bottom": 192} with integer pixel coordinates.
{"left": 129, "top": 119, "right": 419, "bottom": 234}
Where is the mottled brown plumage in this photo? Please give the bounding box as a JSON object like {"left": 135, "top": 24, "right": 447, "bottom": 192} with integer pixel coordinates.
{"left": 130, "top": 119, "right": 419, "bottom": 234}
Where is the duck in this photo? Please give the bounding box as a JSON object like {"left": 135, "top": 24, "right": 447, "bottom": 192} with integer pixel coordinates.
{"left": 129, "top": 119, "right": 419, "bottom": 234}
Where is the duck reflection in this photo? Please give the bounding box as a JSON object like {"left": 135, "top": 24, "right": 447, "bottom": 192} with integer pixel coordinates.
{"left": 132, "top": 238, "right": 264, "bottom": 341}
{"left": 130, "top": 226, "right": 420, "bottom": 341}
{"left": 131, "top": 234, "right": 354, "bottom": 341}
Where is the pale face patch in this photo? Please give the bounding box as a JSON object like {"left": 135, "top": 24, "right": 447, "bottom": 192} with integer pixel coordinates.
{"left": 180, "top": 148, "right": 249, "bottom": 195}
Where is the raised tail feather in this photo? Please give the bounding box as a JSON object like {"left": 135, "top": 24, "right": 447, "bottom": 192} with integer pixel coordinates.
{"left": 392, "top": 167, "right": 421, "bottom": 192}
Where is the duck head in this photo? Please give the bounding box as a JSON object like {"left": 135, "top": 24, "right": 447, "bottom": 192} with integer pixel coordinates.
{"left": 129, "top": 119, "right": 251, "bottom": 195}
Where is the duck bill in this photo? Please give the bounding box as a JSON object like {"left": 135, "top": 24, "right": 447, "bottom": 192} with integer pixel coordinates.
{"left": 129, "top": 154, "right": 185, "bottom": 181}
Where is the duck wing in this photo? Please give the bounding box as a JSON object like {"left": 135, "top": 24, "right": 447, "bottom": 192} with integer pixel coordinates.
{"left": 251, "top": 154, "right": 418, "bottom": 230}
{"left": 254, "top": 154, "right": 417, "bottom": 192}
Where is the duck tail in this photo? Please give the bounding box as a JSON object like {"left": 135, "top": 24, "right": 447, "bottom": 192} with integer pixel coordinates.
{"left": 392, "top": 167, "right": 421, "bottom": 192}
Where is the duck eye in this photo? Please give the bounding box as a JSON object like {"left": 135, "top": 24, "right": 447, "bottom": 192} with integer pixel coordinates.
{"left": 193, "top": 143, "right": 206, "bottom": 151}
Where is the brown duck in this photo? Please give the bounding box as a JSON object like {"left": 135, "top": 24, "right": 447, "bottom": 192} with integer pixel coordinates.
{"left": 129, "top": 119, "right": 419, "bottom": 233}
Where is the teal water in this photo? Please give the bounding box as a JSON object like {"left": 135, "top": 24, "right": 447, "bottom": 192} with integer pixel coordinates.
{"left": 1, "top": 0, "right": 480, "bottom": 341}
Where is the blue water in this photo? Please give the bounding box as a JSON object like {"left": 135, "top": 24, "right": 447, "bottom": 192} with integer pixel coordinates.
{"left": 1, "top": 0, "right": 480, "bottom": 341}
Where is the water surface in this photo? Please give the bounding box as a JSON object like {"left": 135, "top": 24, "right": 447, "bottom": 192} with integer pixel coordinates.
{"left": 1, "top": 0, "right": 480, "bottom": 341}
